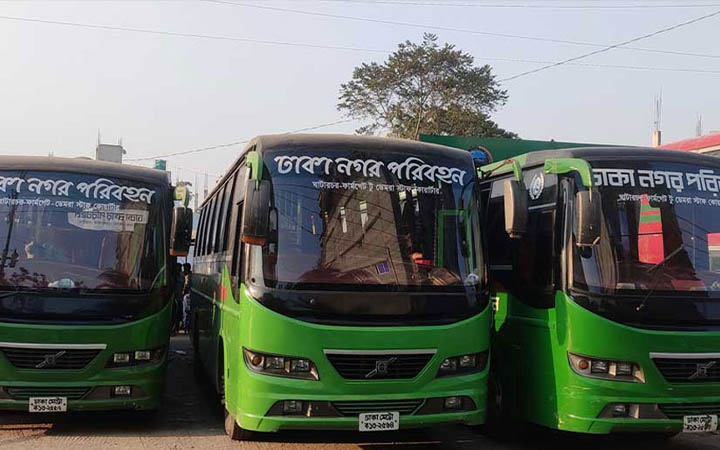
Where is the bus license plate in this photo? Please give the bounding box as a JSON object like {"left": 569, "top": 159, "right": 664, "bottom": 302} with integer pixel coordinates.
{"left": 683, "top": 415, "right": 718, "bottom": 433}
{"left": 358, "top": 411, "right": 399, "bottom": 432}
{"left": 28, "top": 397, "right": 67, "bottom": 413}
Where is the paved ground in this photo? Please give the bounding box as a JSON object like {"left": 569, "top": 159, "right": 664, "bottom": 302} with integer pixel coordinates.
{"left": 1, "top": 336, "right": 718, "bottom": 450}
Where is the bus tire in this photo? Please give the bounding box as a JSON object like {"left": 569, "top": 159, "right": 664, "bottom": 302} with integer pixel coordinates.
{"left": 482, "top": 365, "right": 513, "bottom": 436}
{"left": 225, "top": 408, "right": 254, "bottom": 441}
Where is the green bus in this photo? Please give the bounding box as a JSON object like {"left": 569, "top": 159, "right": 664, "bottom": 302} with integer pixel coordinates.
{"left": 0, "top": 156, "right": 192, "bottom": 413}
{"left": 479, "top": 147, "right": 720, "bottom": 435}
{"left": 190, "top": 134, "right": 489, "bottom": 440}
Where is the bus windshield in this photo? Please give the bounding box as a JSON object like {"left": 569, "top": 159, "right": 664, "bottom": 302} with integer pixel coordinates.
{"left": 261, "top": 147, "right": 482, "bottom": 292}
{"left": 574, "top": 161, "right": 720, "bottom": 296}
{"left": 0, "top": 171, "right": 166, "bottom": 292}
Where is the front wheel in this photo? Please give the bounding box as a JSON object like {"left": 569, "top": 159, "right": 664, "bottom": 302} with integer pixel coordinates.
{"left": 224, "top": 408, "right": 255, "bottom": 441}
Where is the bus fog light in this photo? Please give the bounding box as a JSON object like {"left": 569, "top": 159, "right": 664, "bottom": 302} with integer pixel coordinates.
{"left": 444, "top": 396, "right": 462, "bottom": 410}
{"left": 612, "top": 404, "right": 628, "bottom": 417}
{"left": 135, "top": 351, "right": 151, "bottom": 361}
{"left": 113, "top": 386, "right": 132, "bottom": 396}
{"left": 283, "top": 400, "right": 303, "bottom": 414}
{"left": 113, "top": 353, "right": 131, "bottom": 364}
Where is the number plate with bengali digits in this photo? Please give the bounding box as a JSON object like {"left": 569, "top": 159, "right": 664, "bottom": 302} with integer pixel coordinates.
{"left": 683, "top": 415, "right": 718, "bottom": 433}
{"left": 28, "top": 397, "right": 67, "bottom": 413}
{"left": 358, "top": 411, "right": 400, "bottom": 432}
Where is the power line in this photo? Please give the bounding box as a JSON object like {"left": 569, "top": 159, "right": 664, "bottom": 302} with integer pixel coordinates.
{"left": 0, "top": 14, "right": 389, "bottom": 54}
{"left": 205, "top": 0, "right": 720, "bottom": 60}
{"left": 483, "top": 56, "right": 720, "bottom": 74}
{"left": 272, "top": 0, "right": 720, "bottom": 8}
{"left": 3, "top": 13, "right": 718, "bottom": 74}
{"left": 499, "top": 8, "right": 720, "bottom": 82}
{"left": 126, "top": 118, "right": 354, "bottom": 161}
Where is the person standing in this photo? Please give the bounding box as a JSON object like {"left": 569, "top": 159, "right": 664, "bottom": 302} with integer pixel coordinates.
{"left": 182, "top": 263, "right": 192, "bottom": 334}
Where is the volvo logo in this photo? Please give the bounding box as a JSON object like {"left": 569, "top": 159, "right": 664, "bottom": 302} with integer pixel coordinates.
{"left": 35, "top": 350, "right": 67, "bottom": 369}
{"left": 365, "top": 357, "right": 398, "bottom": 379}
{"left": 689, "top": 361, "right": 716, "bottom": 380}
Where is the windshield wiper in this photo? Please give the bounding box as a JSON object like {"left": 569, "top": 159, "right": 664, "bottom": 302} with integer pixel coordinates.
{"left": 636, "top": 244, "right": 685, "bottom": 312}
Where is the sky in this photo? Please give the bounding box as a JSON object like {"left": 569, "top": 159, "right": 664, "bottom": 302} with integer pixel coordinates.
{"left": 1, "top": 0, "right": 719, "bottom": 189}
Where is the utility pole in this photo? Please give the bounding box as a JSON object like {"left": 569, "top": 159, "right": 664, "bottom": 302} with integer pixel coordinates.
{"left": 651, "top": 91, "right": 662, "bottom": 147}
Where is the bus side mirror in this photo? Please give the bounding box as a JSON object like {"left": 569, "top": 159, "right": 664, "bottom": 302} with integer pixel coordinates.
{"left": 504, "top": 179, "right": 527, "bottom": 239}
{"left": 241, "top": 179, "right": 271, "bottom": 246}
{"left": 170, "top": 206, "right": 193, "bottom": 257}
{"left": 576, "top": 190, "right": 601, "bottom": 247}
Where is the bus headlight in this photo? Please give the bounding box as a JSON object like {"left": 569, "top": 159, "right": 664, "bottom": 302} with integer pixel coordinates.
{"left": 107, "top": 347, "right": 165, "bottom": 368}
{"left": 568, "top": 353, "right": 645, "bottom": 383}
{"left": 437, "top": 351, "right": 488, "bottom": 377}
{"left": 243, "top": 348, "right": 319, "bottom": 380}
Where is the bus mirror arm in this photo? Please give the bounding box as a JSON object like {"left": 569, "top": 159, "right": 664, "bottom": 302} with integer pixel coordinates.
{"left": 241, "top": 178, "right": 271, "bottom": 246}
{"left": 170, "top": 206, "right": 193, "bottom": 257}
{"left": 575, "top": 190, "right": 601, "bottom": 247}
{"left": 503, "top": 179, "right": 528, "bottom": 239}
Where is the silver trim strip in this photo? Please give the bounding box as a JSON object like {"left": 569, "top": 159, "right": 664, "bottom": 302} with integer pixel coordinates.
{"left": 0, "top": 342, "right": 107, "bottom": 350}
{"left": 324, "top": 349, "right": 436, "bottom": 356}
{"left": 650, "top": 352, "right": 720, "bottom": 359}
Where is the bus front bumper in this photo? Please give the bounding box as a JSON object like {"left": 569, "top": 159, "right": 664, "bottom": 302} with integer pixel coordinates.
{"left": 558, "top": 382, "right": 720, "bottom": 434}
{"left": 0, "top": 364, "right": 165, "bottom": 412}
{"left": 235, "top": 371, "right": 487, "bottom": 432}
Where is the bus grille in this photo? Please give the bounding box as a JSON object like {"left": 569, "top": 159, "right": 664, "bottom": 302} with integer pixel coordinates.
{"left": 652, "top": 357, "right": 720, "bottom": 383}
{"left": 325, "top": 352, "right": 434, "bottom": 380}
{"left": 332, "top": 399, "right": 424, "bottom": 416}
{"left": 659, "top": 403, "right": 720, "bottom": 419}
{"left": 5, "top": 386, "right": 90, "bottom": 400}
{"left": 0, "top": 347, "right": 102, "bottom": 370}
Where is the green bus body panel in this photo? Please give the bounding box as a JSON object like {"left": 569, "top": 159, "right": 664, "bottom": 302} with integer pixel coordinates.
{"left": 195, "top": 265, "right": 490, "bottom": 432}
{"left": 0, "top": 301, "right": 172, "bottom": 411}
{"left": 543, "top": 158, "right": 594, "bottom": 187}
{"left": 494, "top": 290, "right": 720, "bottom": 434}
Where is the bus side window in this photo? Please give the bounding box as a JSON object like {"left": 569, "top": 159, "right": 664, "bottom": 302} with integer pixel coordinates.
{"left": 206, "top": 195, "right": 219, "bottom": 255}
{"left": 514, "top": 169, "right": 558, "bottom": 308}
{"left": 230, "top": 167, "right": 248, "bottom": 294}
{"left": 515, "top": 209, "right": 556, "bottom": 308}
{"left": 215, "top": 179, "right": 233, "bottom": 255}
{"left": 221, "top": 173, "right": 238, "bottom": 253}
{"left": 194, "top": 207, "right": 204, "bottom": 257}
{"left": 197, "top": 206, "right": 208, "bottom": 256}
{"left": 486, "top": 179, "right": 514, "bottom": 291}
{"left": 211, "top": 186, "right": 226, "bottom": 254}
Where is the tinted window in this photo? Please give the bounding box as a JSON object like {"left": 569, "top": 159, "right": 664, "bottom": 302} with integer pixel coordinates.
{"left": 230, "top": 168, "right": 247, "bottom": 278}
{"left": 485, "top": 169, "right": 557, "bottom": 308}
{"left": 0, "top": 171, "right": 166, "bottom": 291}
{"left": 260, "top": 147, "right": 483, "bottom": 292}
{"left": 219, "top": 179, "right": 234, "bottom": 252}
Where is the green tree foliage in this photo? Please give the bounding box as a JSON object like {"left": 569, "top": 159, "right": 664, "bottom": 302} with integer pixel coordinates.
{"left": 338, "top": 34, "right": 517, "bottom": 140}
